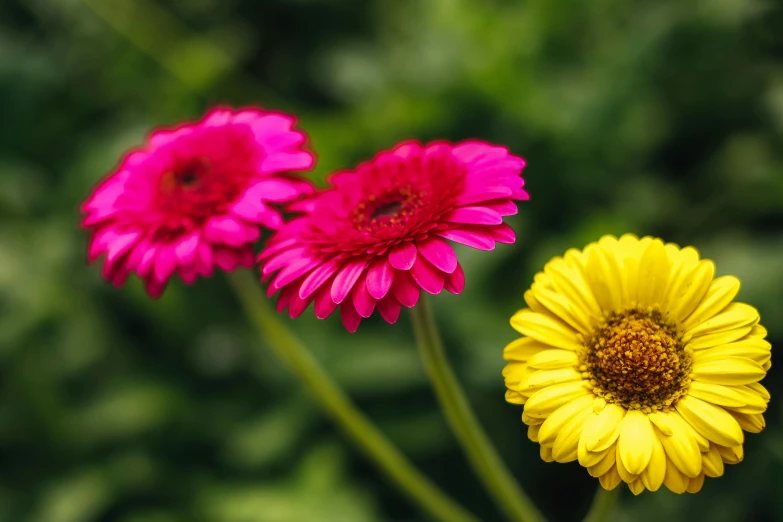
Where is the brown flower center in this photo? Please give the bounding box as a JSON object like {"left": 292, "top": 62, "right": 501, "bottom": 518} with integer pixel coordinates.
{"left": 580, "top": 307, "right": 692, "bottom": 412}
{"left": 352, "top": 188, "right": 425, "bottom": 232}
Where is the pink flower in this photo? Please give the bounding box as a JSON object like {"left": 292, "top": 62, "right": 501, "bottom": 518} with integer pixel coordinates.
{"left": 260, "top": 140, "right": 527, "bottom": 332}
{"left": 82, "top": 107, "right": 315, "bottom": 297}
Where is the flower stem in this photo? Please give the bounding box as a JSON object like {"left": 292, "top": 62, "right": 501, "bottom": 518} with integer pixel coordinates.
{"left": 227, "top": 270, "right": 481, "bottom": 522}
{"left": 411, "top": 295, "right": 545, "bottom": 522}
{"left": 583, "top": 487, "right": 619, "bottom": 522}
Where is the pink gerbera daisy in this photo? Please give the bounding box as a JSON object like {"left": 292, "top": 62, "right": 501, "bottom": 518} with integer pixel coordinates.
{"left": 82, "top": 107, "right": 315, "bottom": 297}
{"left": 259, "top": 140, "right": 527, "bottom": 331}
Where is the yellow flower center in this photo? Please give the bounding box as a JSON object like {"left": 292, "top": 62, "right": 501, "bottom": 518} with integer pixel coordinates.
{"left": 580, "top": 307, "right": 692, "bottom": 412}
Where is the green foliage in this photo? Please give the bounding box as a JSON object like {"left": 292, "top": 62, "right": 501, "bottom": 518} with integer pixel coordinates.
{"left": 1, "top": 0, "right": 782, "bottom": 520}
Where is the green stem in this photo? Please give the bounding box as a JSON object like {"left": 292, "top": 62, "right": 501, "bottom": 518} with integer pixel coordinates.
{"left": 227, "top": 270, "right": 481, "bottom": 522}
{"left": 411, "top": 295, "right": 545, "bottom": 522}
{"left": 582, "top": 487, "right": 619, "bottom": 522}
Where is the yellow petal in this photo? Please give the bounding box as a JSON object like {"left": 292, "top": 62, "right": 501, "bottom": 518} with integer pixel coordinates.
{"left": 552, "top": 405, "right": 594, "bottom": 463}
{"left": 510, "top": 309, "right": 582, "bottom": 351}
{"left": 615, "top": 443, "right": 639, "bottom": 483}
{"left": 746, "top": 324, "right": 768, "bottom": 339}
{"left": 727, "top": 411, "right": 765, "bottom": 433}
{"left": 682, "top": 276, "right": 740, "bottom": 331}
{"left": 538, "top": 395, "right": 594, "bottom": 445}
{"left": 688, "top": 326, "right": 753, "bottom": 350}
{"left": 581, "top": 403, "right": 626, "bottom": 452}
{"left": 663, "top": 457, "right": 689, "bottom": 494}
{"left": 531, "top": 284, "right": 592, "bottom": 335}
{"left": 526, "top": 349, "right": 579, "bottom": 370}
{"left": 578, "top": 438, "right": 613, "bottom": 467}
{"left": 502, "top": 361, "right": 528, "bottom": 382}
{"left": 599, "top": 466, "right": 623, "bottom": 490}
{"left": 585, "top": 244, "right": 624, "bottom": 312}
{"left": 693, "top": 338, "right": 771, "bottom": 365}
{"left": 523, "top": 381, "right": 590, "bottom": 418}
{"left": 686, "top": 473, "right": 705, "bottom": 494}
{"left": 503, "top": 337, "right": 551, "bottom": 361}
{"left": 747, "top": 382, "right": 770, "bottom": 401}
{"left": 691, "top": 357, "right": 766, "bottom": 385}
{"left": 675, "top": 395, "right": 744, "bottom": 447}
{"left": 665, "top": 260, "right": 715, "bottom": 322}
{"left": 522, "top": 411, "right": 545, "bottom": 425}
{"left": 505, "top": 390, "right": 526, "bottom": 404}
{"left": 540, "top": 445, "right": 554, "bottom": 462}
{"left": 628, "top": 479, "right": 646, "bottom": 496}
{"left": 522, "top": 419, "right": 537, "bottom": 440}
{"left": 716, "top": 444, "right": 743, "bottom": 464}
{"left": 689, "top": 303, "right": 759, "bottom": 337}
{"left": 723, "top": 385, "right": 769, "bottom": 414}
{"left": 702, "top": 444, "right": 724, "bottom": 477}
{"left": 640, "top": 432, "right": 666, "bottom": 492}
{"left": 544, "top": 260, "right": 602, "bottom": 317}
{"left": 650, "top": 415, "right": 702, "bottom": 478}
{"left": 618, "top": 410, "right": 655, "bottom": 475}
{"left": 687, "top": 381, "right": 748, "bottom": 408}
{"left": 587, "top": 446, "right": 617, "bottom": 477}
{"left": 519, "top": 368, "right": 582, "bottom": 394}
{"left": 673, "top": 410, "right": 709, "bottom": 451}
{"left": 636, "top": 239, "right": 671, "bottom": 308}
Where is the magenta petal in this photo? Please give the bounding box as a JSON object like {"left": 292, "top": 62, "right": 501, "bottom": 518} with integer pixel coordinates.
{"left": 391, "top": 270, "right": 420, "bottom": 308}
{"left": 299, "top": 259, "right": 342, "bottom": 299}
{"left": 153, "top": 243, "right": 178, "bottom": 282}
{"left": 437, "top": 229, "right": 496, "bottom": 251}
{"left": 331, "top": 259, "right": 367, "bottom": 304}
{"left": 144, "top": 278, "right": 167, "bottom": 299}
{"left": 262, "top": 247, "right": 310, "bottom": 276}
{"left": 366, "top": 259, "right": 394, "bottom": 299}
{"left": 258, "top": 237, "right": 299, "bottom": 260}
{"left": 444, "top": 263, "right": 465, "bottom": 294}
{"left": 389, "top": 242, "right": 417, "bottom": 270}
{"left": 340, "top": 302, "right": 362, "bottom": 333}
{"left": 105, "top": 231, "right": 142, "bottom": 264}
{"left": 214, "top": 247, "right": 240, "bottom": 271}
{"left": 454, "top": 186, "right": 513, "bottom": 206}
{"left": 444, "top": 206, "right": 503, "bottom": 225}
{"left": 410, "top": 257, "right": 444, "bottom": 294}
{"left": 417, "top": 237, "right": 457, "bottom": 274}
{"left": 179, "top": 265, "right": 199, "bottom": 284}
{"left": 137, "top": 244, "right": 159, "bottom": 278}
{"left": 250, "top": 179, "right": 302, "bottom": 202}
{"left": 314, "top": 283, "right": 339, "bottom": 319}
{"left": 488, "top": 223, "right": 516, "bottom": 244}
{"left": 204, "top": 216, "right": 247, "bottom": 246}
{"left": 483, "top": 200, "right": 518, "bottom": 216}
{"left": 174, "top": 232, "right": 200, "bottom": 265}
{"left": 125, "top": 238, "right": 150, "bottom": 273}
{"left": 276, "top": 284, "right": 297, "bottom": 313}
{"left": 270, "top": 257, "right": 319, "bottom": 291}
{"left": 238, "top": 246, "right": 255, "bottom": 267}
{"left": 196, "top": 243, "right": 214, "bottom": 276}
{"left": 261, "top": 151, "right": 314, "bottom": 174}
{"left": 289, "top": 292, "right": 313, "bottom": 319}
{"left": 352, "top": 274, "right": 376, "bottom": 318}
{"left": 377, "top": 296, "right": 402, "bottom": 324}
{"left": 299, "top": 258, "right": 342, "bottom": 299}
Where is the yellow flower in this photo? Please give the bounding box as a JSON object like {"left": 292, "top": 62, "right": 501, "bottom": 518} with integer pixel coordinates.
{"left": 503, "top": 234, "right": 770, "bottom": 495}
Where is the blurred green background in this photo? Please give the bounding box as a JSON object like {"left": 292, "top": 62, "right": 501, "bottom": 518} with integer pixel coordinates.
{"left": 2, "top": 0, "right": 782, "bottom": 521}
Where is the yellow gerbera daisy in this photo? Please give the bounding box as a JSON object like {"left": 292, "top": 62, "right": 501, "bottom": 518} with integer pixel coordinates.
{"left": 503, "top": 234, "right": 770, "bottom": 495}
